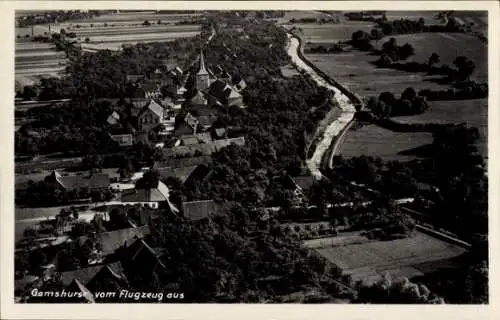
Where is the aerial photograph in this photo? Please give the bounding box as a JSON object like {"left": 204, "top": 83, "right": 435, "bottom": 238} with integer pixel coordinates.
{"left": 13, "top": 9, "right": 488, "bottom": 304}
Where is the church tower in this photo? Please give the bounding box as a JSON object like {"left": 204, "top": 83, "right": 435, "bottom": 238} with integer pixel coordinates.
{"left": 196, "top": 49, "right": 210, "bottom": 91}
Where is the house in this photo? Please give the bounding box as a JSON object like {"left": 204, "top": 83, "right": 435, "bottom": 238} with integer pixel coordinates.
{"left": 106, "top": 111, "right": 120, "bottom": 125}
{"left": 120, "top": 238, "right": 168, "bottom": 284}
{"left": 126, "top": 75, "right": 145, "bottom": 83}
{"left": 183, "top": 164, "right": 212, "bottom": 187}
{"left": 45, "top": 171, "right": 110, "bottom": 192}
{"left": 141, "top": 82, "right": 162, "bottom": 99}
{"left": 181, "top": 200, "right": 218, "bottom": 221}
{"left": 188, "top": 90, "right": 208, "bottom": 107}
{"left": 208, "top": 79, "right": 243, "bottom": 108}
{"left": 58, "top": 262, "right": 128, "bottom": 301}
{"left": 214, "top": 128, "right": 227, "bottom": 139}
{"left": 121, "top": 181, "right": 179, "bottom": 212}
{"left": 76, "top": 226, "right": 150, "bottom": 257}
{"left": 155, "top": 165, "right": 198, "bottom": 184}
{"left": 179, "top": 132, "right": 213, "bottom": 146}
{"left": 137, "top": 99, "right": 164, "bottom": 132}
{"left": 128, "top": 98, "right": 149, "bottom": 117}
{"left": 109, "top": 133, "right": 134, "bottom": 147}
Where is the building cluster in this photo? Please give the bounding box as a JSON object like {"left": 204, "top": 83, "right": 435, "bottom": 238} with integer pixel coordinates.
{"left": 16, "top": 165, "right": 220, "bottom": 302}
{"left": 107, "top": 49, "right": 247, "bottom": 154}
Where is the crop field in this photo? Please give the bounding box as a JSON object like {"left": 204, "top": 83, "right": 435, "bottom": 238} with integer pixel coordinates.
{"left": 337, "top": 125, "right": 434, "bottom": 161}
{"left": 15, "top": 42, "right": 66, "bottom": 89}
{"left": 314, "top": 231, "right": 467, "bottom": 285}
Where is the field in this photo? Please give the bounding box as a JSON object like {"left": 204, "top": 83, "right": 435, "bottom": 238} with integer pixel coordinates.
{"left": 15, "top": 42, "right": 66, "bottom": 90}
{"left": 338, "top": 125, "right": 434, "bottom": 161}
{"left": 45, "top": 12, "right": 202, "bottom": 51}
{"left": 305, "top": 29, "right": 487, "bottom": 159}
{"left": 311, "top": 231, "right": 467, "bottom": 285}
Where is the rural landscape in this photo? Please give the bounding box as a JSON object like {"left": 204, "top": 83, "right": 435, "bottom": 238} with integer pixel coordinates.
{"left": 13, "top": 9, "right": 488, "bottom": 305}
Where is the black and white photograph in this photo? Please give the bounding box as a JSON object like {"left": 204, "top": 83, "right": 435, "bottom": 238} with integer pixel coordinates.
{"left": 1, "top": 1, "right": 498, "bottom": 317}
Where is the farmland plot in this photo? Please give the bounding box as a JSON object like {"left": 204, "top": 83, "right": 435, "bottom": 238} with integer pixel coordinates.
{"left": 314, "top": 231, "right": 467, "bottom": 285}
{"left": 305, "top": 31, "right": 487, "bottom": 159}
{"left": 15, "top": 42, "right": 67, "bottom": 89}
{"left": 338, "top": 125, "right": 434, "bottom": 161}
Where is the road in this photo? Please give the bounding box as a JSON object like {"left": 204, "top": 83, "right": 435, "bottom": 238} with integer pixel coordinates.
{"left": 285, "top": 33, "right": 356, "bottom": 180}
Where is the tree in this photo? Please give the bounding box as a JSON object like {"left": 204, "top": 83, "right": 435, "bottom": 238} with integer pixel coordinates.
{"left": 427, "top": 53, "right": 440, "bottom": 68}
{"left": 399, "top": 43, "right": 415, "bottom": 60}
{"left": 453, "top": 56, "right": 476, "bottom": 81}
{"left": 401, "top": 87, "right": 417, "bottom": 101}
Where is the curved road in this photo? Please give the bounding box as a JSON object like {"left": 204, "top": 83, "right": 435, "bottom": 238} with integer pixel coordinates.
{"left": 286, "top": 34, "right": 356, "bottom": 179}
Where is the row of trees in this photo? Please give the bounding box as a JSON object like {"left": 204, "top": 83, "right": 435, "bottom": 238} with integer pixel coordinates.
{"left": 367, "top": 88, "right": 430, "bottom": 117}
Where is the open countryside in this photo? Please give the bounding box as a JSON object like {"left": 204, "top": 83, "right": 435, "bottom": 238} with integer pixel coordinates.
{"left": 12, "top": 9, "right": 488, "bottom": 306}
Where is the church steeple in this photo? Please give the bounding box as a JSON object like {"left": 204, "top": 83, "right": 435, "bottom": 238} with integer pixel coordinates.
{"left": 195, "top": 47, "right": 210, "bottom": 90}
{"left": 197, "top": 49, "right": 208, "bottom": 76}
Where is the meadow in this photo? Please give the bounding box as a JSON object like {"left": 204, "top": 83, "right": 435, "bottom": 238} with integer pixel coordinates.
{"left": 304, "top": 28, "right": 487, "bottom": 159}
{"left": 313, "top": 231, "right": 467, "bottom": 285}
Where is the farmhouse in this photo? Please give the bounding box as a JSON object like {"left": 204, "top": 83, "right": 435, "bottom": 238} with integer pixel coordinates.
{"left": 137, "top": 99, "right": 164, "bottom": 132}
{"left": 120, "top": 180, "right": 179, "bottom": 212}
{"left": 44, "top": 170, "right": 110, "bottom": 192}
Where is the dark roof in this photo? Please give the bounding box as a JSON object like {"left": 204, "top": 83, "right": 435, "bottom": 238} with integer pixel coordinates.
{"left": 60, "top": 261, "right": 126, "bottom": 287}
{"left": 78, "top": 226, "right": 150, "bottom": 256}
{"left": 292, "top": 176, "right": 315, "bottom": 192}
{"left": 156, "top": 166, "right": 197, "bottom": 183}
{"left": 182, "top": 200, "right": 217, "bottom": 221}
{"left": 47, "top": 171, "right": 110, "bottom": 190}
{"left": 125, "top": 238, "right": 167, "bottom": 270}
{"left": 198, "top": 115, "right": 216, "bottom": 128}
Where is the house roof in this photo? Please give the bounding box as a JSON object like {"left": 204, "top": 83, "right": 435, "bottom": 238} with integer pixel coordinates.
{"left": 130, "top": 99, "right": 149, "bottom": 110}
{"left": 78, "top": 226, "right": 150, "bottom": 256}
{"left": 182, "top": 200, "right": 217, "bottom": 221}
{"left": 180, "top": 133, "right": 213, "bottom": 145}
{"left": 156, "top": 165, "right": 198, "bottom": 183}
{"left": 214, "top": 128, "right": 227, "bottom": 138}
{"left": 189, "top": 90, "right": 208, "bottom": 106}
{"left": 127, "top": 75, "right": 145, "bottom": 82}
{"left": 125, "top": 238, "right": 167, "bottom": 270}
{"left": 139, "top": 99, "right": 164, "bottom": 119}
{"left": 198, "top": 115, "right": 216, "bottom": 128}
{"left": 47, "top": 171, "right": 110, "bottom": 190}
{"left": 213, "top": 136, "right": 246, "bottom": 150}
{"left": 121, "top": 181, "right": 170, "bottom": 203}
{"left": 68, "top": 279, "right": 95, "bottom": 303}
{"left": 60, "top": 261, "right": 126, "bottom": 287}
{"left": 107, "top": 111, "right": 120, "bottom": 124}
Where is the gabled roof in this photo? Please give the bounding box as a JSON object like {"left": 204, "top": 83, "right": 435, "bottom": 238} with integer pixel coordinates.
{"left": 125, "top": 238, "right": 167, "bottom": 270}
{"left": 214, "top": 128, "right": 227, "bottom": 138}
{"left": 121, "top": 181, "right": 170, "bottom": 203}
{"left": 189, "top": 90, "right": 208, "bottom": 106}
{"left": 156, "top": 165, "right": 198, "bottom": 183}
{"left": 182, "top": 200, "right": 217, "bottom": 221}
{"left": 130, "top": 99, "right": 149, "bottom": 110}
{"left": 68, "top": 279, "right": 95, "bottom": 303}
{"left": 47, "top": 171, "right": 110, "bottom": 190}
{"left": 139, "top": 99, "right": 164, "bottom": 119}
{"left": 78, "top": 226, "right": 151, "bottom": 256}
{"left": 107, "top": 111, "right": 120, "bottom": 125}
{"left": 60, "top": 261, "right": 126, "bottom": 290}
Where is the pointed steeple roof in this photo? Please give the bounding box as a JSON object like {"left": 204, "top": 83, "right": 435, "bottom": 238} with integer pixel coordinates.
{"left": 197, "top": 49, "right": 208, "bottom": 76}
